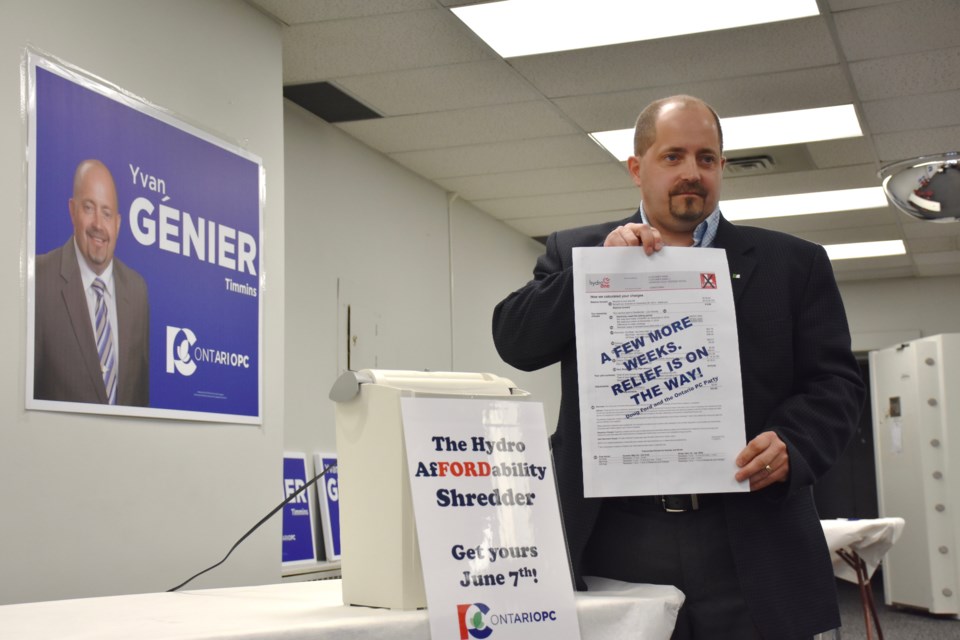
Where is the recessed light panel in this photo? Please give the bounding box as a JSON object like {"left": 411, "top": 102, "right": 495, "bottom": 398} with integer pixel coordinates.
{"left": 590, "top": 105, "right": 863, "bottom": 161}
{"left": 824, "top": 240, "right": 906, "bottom": 261}
{"left": 722, "top": 187, "right": 888, "bottom": 221}
{"left": 452, "top": 0, "right": 819, "bottom": 58}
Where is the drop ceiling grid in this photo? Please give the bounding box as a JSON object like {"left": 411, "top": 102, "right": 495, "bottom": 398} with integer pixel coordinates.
{"left": 509, "top": 209, "right": 645, "bottom": 237}
{"left": 722, "top": 164, "right": 882, "bottom": 199}
{"left": 550, "top": 66, "right": 855, "bottom": 133}
{"left": 335, "top": 60, "right": 545, "bottom": 116}
{"left": 336, "top": 100, "right": 581, "bottom": 153}
{"left": 388, "top": 134, "right": 614, "bottom": 179}
{"left": 249, "top": 0, "right": 438, "bottom": 24}
{"left": 436, "top": 163, "right": 631, "bottom": 201}
{"left": 474, "top": 186, "right": 640, "bottom": 220}
{"left": 251, "top": 0, "right": 960, "bottom": 280}
{"left": 505, "top": 18, "right": 840, "bottom": 98}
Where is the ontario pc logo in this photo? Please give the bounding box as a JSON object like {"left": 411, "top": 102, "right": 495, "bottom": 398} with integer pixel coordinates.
{"left": 166, "top": 325, "right": 252, "bottom": 377}
{"left": 166, "top": 326, "right": 198, "bottom": 376}
{"left": 457, "top": 603, "right": 492, "bottom": 639}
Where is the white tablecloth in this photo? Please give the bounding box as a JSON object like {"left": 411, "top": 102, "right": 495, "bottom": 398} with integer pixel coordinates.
{"left": 0, "top": 577, "right": 683, "bottom": 640}
{"left": 821, "top": 517, "right": 906, "bottom": 583}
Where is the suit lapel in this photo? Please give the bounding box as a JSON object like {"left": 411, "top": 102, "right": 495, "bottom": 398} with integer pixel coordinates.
{"left": 712, "top": 217, "right": 756, "bottom": 306}
{"left": 113, "top": 262, "right": 131, "bottom": 404}
{"left": 59, "top": 241, "right": 108, "bottom": 403}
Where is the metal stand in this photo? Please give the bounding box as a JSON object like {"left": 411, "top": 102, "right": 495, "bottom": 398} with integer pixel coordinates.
{"left": 836, "top": 549, "right": 884, "bottom": 640}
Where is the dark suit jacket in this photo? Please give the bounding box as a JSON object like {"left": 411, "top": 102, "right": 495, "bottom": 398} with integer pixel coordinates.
{"left": 492, "top": 210, "right": 865, "bottom": 639}
{"left": 34, "top": 239, "right": 150, "bottom": 406}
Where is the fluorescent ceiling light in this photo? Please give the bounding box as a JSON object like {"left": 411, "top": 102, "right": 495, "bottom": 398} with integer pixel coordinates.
{"left": 823, "top": 240, "right": 906, "bottom": 261}
{"left": 590, "top": 105, "right": 863, "bottom": 160}
{"left": 452, "top": 0, "right": 819, "bottom": 58}
{"left": 722, "top": 105, "right": 862, "bottom": 150}
{"left": 721, "top": 187, "right": 888, "bottom": 220}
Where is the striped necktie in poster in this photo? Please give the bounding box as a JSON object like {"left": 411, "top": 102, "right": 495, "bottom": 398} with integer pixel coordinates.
{"left": 91, "top": 277, "right": 117, "bottom": 405}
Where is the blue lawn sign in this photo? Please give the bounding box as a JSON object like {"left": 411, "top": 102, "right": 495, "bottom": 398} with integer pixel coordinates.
{"left": 314, "top": 453, "right": 341, "bottom": 560}
{"left": 282, "top": 453, "right": 316, "bottom": 565}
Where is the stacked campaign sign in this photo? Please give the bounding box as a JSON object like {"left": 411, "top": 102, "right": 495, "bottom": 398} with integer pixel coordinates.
{"left": 401, "top": 398, "right": 580, "bottom": 640}
{"left": 282, "top": 453, "right": 317, "bottom": 565}
{"left": 313, "top": 453, "right": 341, "bottom": 560}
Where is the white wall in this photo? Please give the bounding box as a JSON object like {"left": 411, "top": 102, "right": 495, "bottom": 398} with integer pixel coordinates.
{"left": 449, "top": 196, "right": 561, "bottom": 431}
{"left": 840, "top": 275, "right": 960, "bottom": 352}
{"left": 282, "top": 101, "right": 560, "bottom": 460}
{"left": 0, "top": 1, "right": 285, "bottom": 604}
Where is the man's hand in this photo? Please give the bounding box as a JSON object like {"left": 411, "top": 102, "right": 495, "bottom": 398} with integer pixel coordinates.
{"left": 735, "top": 431, "right": 789, "bottom": 491}
{"left": 603, "top": 223, "right": 664, "bottom": 255}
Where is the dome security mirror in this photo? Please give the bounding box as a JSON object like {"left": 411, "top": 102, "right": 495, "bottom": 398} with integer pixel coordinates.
{"left": 879, "top": 152, "right": 960, "bottom": 223}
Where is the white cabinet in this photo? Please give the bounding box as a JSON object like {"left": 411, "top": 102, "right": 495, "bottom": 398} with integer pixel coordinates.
{"left": 870, "top": 334, "right": 960, "bottom": 613}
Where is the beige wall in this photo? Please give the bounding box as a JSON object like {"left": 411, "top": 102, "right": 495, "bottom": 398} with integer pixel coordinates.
{"left": 0, "top": 0, "right": 285, "bottom": 604}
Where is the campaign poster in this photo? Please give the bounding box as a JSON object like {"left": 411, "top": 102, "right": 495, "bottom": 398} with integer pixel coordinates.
{"left": 401, "top": 398, "right": 581, "bottom": 640}
{"left": 313, "top": 453, "right": 341, "bottom": 560}
{"left": 25, "top": 53, "right": 263, "bottom": 423}
{"left": 282, "top": 453, "right": 318, "bottom": 565}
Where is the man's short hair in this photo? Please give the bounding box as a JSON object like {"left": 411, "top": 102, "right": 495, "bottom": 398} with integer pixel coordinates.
{"left": 633, "top": 95, "right": 724, "bottom": 157}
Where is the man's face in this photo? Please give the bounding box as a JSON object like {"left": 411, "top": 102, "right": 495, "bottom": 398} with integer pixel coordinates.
{"left": 627, "top": 103, "right": 725, "bottom": 240}
{"left": 69, "top": 163, "right": 121, "bottom": 275}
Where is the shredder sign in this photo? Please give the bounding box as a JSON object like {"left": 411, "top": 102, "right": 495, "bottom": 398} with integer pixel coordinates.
{"left": 400, "top": 398, "right": 581, "bottom": 640}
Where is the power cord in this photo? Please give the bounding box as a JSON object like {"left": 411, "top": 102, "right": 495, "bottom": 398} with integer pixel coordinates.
{"left": 167, "top": 461, "right": 336, "bottom": 592}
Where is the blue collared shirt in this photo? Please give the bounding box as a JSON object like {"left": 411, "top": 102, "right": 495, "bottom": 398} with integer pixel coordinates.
{"left": 638, "top": 203, "right": 721, "bottom": 248}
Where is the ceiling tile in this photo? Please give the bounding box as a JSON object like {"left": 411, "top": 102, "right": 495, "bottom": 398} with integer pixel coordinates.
{"left": 731, "top": 208, "right": 897, "bottom": 235}
{"left": 833, "top": 0, "right": 960, "bottom": 61}
{"left": 248, "top": 0, "right": 435, "bottom": 24}
{"left": 479, "top": 187, "right": 638, "bottom": 220}
{"left": 722, "top": 164, "right": 881, "bottom": 199}
{"left": 827, "top": 0, "right": 900, "bottom": 10}
{"left": 833, "top": 265, "right": 916, "bottom": 281}
{"left": 902, "top": 218, "right": 960, "bottom": 238}
{"left": 861, "top": 90, "right": 960, "bottom": 134}
{"left": 906, "top": 235, "right": 959, "bottom": 253}
{"left": 436, "top": 163, "right": 630, "bottom": 200}
{"left": 849, "top": 47, "right": 960, "bottom": 101}
{"left": 807, "top": 137, "right": 879, "bottom": 168}
{"left": 508, "top": 18, "right": 838, "bottom": 98}
{"left": 336, "top": 101, "right": 579, "bottom": 153}
{"left": 506, "top": 209, "right": 640, "bottom": 237}
{"left": 916, "top": 262, "right": 960, "bottom": 276}
{"left": 913, "top": 250, "right": 960, "bottom": 265}
{"left": 789, "top": 223, "right": 903, "bottom": 246}
{"left": 388, "top": 135, "right": 614, "bottom": 179}
{"left": 281, "top": 10, "right": 491, "bottom": 82}
{"left": 874, "top": 124, "right": 960, "bottom": 163}
{"left": 831, "top": 254, "right": 913, "bottom": 271}
{"left": 336, "top": 61, "right": 542, "bottom": 116}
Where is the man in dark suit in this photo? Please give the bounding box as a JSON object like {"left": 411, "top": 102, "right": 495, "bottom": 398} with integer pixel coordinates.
{"left": 493, "top": 96, "right": 864, "bottom": 639}
{"left": 34, "top": 159, "right": 150, "bottom": 406}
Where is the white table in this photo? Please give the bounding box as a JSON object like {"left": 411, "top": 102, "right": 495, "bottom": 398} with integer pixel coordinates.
{"left": 821, "top": 518, "right": 906, "bottom": 640}
{"left": 0, "top": 576, "right": 683, "bottom": 640}
{"left": 821, "top": 518, "right": 906, "bottom": 584}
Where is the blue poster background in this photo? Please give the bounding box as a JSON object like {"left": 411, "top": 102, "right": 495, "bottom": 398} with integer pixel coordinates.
{"left": 33, "top": 64, "right": 261, "bottom": 419}
{"left": 282, "top": 455, "right": 316, "bottom": 564}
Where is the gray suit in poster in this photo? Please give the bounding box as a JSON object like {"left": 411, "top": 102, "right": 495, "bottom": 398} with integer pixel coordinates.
{"left": 33, "top": 159, "right": 150, "bottom": 406}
